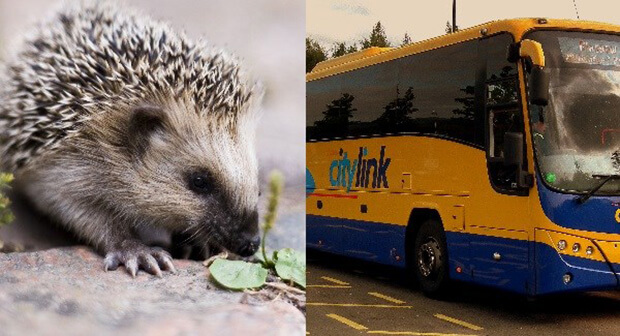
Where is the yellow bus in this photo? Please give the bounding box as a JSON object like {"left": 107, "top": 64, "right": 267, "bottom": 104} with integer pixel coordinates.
{"left": 306, "top": 18, "right": 620, "bottom": 297}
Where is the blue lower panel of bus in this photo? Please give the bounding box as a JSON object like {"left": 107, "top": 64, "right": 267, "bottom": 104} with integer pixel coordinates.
{"left": 535, "top": 242, "right": 618, "bottom": 294}
{"left": 306, "top": 215, "right": 407, "bottom": 267}
{"left": 308, "top": 215, "right": 620, "bottom": 295}
{"left": 447, "top": 231, "right": 619, "bottom": 295}
{"left": 445, "top": 232, "right": 531, "bottom": 294}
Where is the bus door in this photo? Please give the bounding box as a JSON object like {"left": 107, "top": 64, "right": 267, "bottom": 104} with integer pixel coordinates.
{"left": 468, "top": 34, "right": 532, "bottom": 294}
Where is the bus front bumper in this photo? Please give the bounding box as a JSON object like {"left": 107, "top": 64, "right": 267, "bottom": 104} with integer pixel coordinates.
{"left": 535, "top": 229, "right": 620, "bottom": 295}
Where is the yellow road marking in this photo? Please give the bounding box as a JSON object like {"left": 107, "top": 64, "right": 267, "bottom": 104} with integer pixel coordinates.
{"left": 368, "top": 331, "right": 478, "bottom": 336}
{"left": 307, "top": 285, "right": 352, "bottom": 289}
{"left": 308, "top": 303, "right": 412, "bottom": 308}
{"left": 326, "top": 313, "right": 368, "bottom": 330}
{"left": 368, "top": 292, "right": 406, "bottom": 304}
{"left": 434, "top": 314, "right": 483, "bottom": 331}
{"left": 321, "top": 276, "right": 350, "bottom": 285}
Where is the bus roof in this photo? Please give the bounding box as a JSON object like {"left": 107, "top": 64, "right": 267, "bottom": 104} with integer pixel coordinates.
{"left": 307, "top": 18, "right": 620, "bottom": 82}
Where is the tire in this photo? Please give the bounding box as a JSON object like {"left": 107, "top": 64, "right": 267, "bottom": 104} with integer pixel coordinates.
{"left": 412, "top": 218, "right": 451, "bottom": 298}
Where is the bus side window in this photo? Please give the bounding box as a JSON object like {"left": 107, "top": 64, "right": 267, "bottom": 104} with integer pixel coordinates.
{"left": 307, "top": 75, "right": 344, "bottom": 140}
{"left": 484, "top": 34, "right": 524, "bottom": 191}
{"left": 488, "top": 106, "right": 524, "bottom": 189}
{"left": 489, "top": 107, "right": 523, "bottom": 159}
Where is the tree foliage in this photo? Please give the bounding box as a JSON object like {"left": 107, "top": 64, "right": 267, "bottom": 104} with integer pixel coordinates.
{"left": 308, "top": 21, "right": 395, "bottom": 68}
{"left": 331, "top": 42, "right": 358, "bottom": 58}
{"left": 306, "top": 37, "right": 327, "bottom": 73}
{"left": 445, "top": 20, "right": 458, "bottom": 34}
{"left": 374, "top": 86, "right": 418, "bottom": 129}
{"left": 361, "top": 21, "right": 391, "bottom": 48}
{"left": 315, "top": 93, "right": 357, "bottom": 131}
{"left": 401, "top": 33, "right": 412, "bottom": 47}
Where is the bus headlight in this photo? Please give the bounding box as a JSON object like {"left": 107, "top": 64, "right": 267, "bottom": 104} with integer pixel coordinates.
{"left": 586, "top": 246, "right": 594, "bottom": 256}
{"left": 557, "top": 240, "right": 567, "bottom": 250}
{"left": 572, "top": 243, "right": 581, "bottom": 253}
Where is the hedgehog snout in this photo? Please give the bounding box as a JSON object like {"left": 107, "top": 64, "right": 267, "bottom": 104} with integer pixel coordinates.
{"left": 236, "top": 235, "right": 261, "bottom": 257}
{"left": 230, "top": 208, "right": 260, "bottom": 257}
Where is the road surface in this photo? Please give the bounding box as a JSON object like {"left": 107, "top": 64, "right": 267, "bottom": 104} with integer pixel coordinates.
{"left": 308, "top": 251, "right": 620, "bottom": 336}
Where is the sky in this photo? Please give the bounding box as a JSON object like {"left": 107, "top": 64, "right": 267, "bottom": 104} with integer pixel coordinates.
{"left": 307, "top": 0, "right": 620, "bottom": 51}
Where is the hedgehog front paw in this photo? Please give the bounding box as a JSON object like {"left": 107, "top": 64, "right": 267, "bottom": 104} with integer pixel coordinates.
{"left": 104, "top": 241, "right": 176, "bottom": 277}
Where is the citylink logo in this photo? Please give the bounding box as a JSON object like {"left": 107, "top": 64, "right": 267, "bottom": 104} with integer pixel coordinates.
{"left": 329, "top": 146, "right": 391, "bottom": 192}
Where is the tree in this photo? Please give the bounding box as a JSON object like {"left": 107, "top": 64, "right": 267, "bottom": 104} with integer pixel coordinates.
{"left": 346, "top": 44, "right": 358, "bottom": 54}
{"left": 373, "top": 86, "right": 418, "bottom": 132}
{"left": 452, "top": 84, "right": 475, "bottom": 120}
{"left": 486, "top": 66, "right": 518, "bottom": 105}
{"left": 445, "top": 20, "right": 458, "bottom": 34}
{"left": 331, "top": 42, "right": 358, "bottom": 58}
{"left": 401, "top": 33, "right": 412, "bottom": 47}
{"left": 314, "top": 93, "right": 357, "bottom": 137}
{"left": 360, "top": 21, "right": 391, "bottom": 48}
{"left": 306, "top": 37, "right": 327, "bottom": 73}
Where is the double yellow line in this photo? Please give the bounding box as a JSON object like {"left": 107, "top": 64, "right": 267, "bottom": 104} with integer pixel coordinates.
{"left": 325, "top": 313, "right": 480, "bottom": 336}
{"left": 434, "top": 314, "right": 483, "bottom": 331}
{"left": 307, "top": 276, "right": 352, "bottom": 289}
{"left": 310, "top": 274, "right": 483, "bottom": 335}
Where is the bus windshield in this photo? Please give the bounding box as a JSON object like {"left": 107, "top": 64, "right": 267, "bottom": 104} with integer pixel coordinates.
{"left": 528, "top": 31, "right": 620, "bottom": 195}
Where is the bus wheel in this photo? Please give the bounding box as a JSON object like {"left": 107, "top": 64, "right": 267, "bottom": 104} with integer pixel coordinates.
{"left": 413, "top": 219, "right": 450, "bottom": 298}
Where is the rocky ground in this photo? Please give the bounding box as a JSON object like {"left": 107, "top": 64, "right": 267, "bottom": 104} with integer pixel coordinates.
{"left": 0, "top": 187, "right": 305, "bottom": 336}
{"left": 0, "top": 247, "right": 305, "bottom": 336}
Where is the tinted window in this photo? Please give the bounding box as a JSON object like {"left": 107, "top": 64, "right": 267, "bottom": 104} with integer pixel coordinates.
{"left": 483, "top": 34, "right": 526, "bottom": 192}
{"left": 307, "top": 76, "right": 342, "bottom": 140}
{"left": 485, "top": 34, "right": 522, "bottom": 160}
{"left": 485, "top": 34, "right": 519, "bottom": 106}
{"left": 307, "top": 39, "right": 482, "bottom": 145}
{"left": 397, "top": 40, "right": 479, "bottom": 145}
{"left": 341, "top": 62, "right": 400, "bottom": 136}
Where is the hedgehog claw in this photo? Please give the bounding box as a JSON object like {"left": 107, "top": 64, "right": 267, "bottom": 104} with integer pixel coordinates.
{"left": 104, "top": 242, "right": 175, "bottom": 278}
{"left": 152, "top": 249, "right": 176, "bottom": 273}
{"left": 103, "top": 255, "right": 120, "bottom": 271}
{"left": 140, "top": 254, "right": 162, "bottom": 277}
{"left": 126, "top": 258, "right": 139, "bottom": 277}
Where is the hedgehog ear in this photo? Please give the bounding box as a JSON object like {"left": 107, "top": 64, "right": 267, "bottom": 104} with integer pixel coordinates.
{"left": 127, "top": 105, "right": 166, "bottom": 158}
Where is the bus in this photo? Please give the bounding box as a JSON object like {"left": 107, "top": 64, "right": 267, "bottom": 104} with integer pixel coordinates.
{"left": 306, "top": 18, "right": 620, "bottom": 297}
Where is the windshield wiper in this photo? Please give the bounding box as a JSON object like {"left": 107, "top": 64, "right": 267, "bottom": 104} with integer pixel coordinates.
{"left": 577, "top": 174, "right": 620, "bottom": 204}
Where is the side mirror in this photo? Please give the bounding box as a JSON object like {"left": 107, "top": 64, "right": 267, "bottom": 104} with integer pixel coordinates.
{"left": 529, "top": 66, "right": 549, "bottom": 106}
{"left": 515, "top": 39, "right": 549, "bottom": 106}
{"left": 504, "top": 132, "right": 523, "bottom": 167}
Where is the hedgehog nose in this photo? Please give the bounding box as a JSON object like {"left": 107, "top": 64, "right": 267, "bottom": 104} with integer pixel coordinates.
{"left": 237, "top": 235, "right": 261, "bottom": 257}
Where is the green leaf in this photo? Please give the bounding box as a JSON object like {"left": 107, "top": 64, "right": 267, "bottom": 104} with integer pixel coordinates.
{"left": 0, "top": 172, "right": 13, "bottom": 227}
{"left": 254, "top": 250, "right": 265, "bottom": 263}
{"left": 274, "top": 248, "right": 306, "bottom": 288}
{"left": 208, "top": 259, "right": 268, "bottom": 290}
{"left": 0, "top": 173, "right": 13, "bottom": 186}
{"left": 254, "top": 250, "right": 274, "bottom": 268}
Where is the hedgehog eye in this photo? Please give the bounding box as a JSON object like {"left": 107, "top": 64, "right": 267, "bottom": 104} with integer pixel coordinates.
{"left": 189, "top": 172, "right": 211, "bottom": 193}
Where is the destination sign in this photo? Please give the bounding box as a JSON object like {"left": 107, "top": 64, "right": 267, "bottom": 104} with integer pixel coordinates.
{"left": 559, "top": 37, "right": 620, "bottom": 67}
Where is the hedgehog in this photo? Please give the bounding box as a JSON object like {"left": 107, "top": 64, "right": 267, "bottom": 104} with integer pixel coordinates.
{"left": 0, "top": 1, "right": 263, "bottom": 277}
